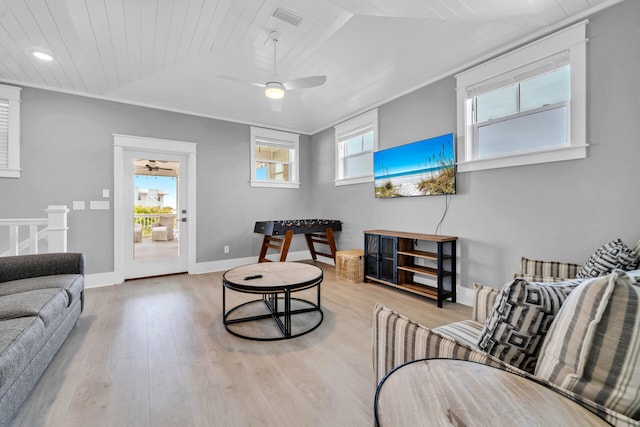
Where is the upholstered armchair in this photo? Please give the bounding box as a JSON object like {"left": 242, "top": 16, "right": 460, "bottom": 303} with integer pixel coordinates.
{"left": 151, "top": 214, "right": 175, "bottom": 241}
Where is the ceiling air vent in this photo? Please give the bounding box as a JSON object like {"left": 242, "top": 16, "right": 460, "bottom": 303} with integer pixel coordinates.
{"left": 272, "top": 8, "right": 303, "bottom": 26}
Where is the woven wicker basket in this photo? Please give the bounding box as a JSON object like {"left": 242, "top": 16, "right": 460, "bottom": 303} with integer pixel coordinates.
{"left": 336, "top": 250, "right": 364, "bottom": 282}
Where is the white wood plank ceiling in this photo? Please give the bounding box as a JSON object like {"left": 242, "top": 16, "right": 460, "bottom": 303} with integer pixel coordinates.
{"left": 0, "top": 0, "right": 616, "bottom": 134}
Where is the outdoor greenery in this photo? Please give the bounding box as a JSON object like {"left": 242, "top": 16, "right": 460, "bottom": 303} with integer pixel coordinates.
{"left": 134, "top": 205, "right": 173, "bottom": 214}
{"left": 134, "top": 206, "right": 174, "bottom": 238}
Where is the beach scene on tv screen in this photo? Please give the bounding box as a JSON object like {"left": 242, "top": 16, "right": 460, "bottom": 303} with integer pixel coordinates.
{"left": 374, "top": 133, "right": 455, "bottom": 198}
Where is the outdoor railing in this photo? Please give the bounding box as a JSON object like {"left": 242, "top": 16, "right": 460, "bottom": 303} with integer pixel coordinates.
{"left": 134, "top": 214, "right": 176, "bottom": 238}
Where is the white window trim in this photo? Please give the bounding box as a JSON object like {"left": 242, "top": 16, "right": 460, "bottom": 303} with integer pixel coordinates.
{"left": 250, "top": 126, "right": 300, "bottom": 189}
{"left": 0, "top": 84, "right": 22, "bottom": 178}
{"left": 334, "top": 108, "right": 378, "bottom": 186}
{"left": 455, "top": 20, "right": 588, "bottom": 173}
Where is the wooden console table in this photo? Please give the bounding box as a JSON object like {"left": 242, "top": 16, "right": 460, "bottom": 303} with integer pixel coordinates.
{"left": 364, "top": 230, "right": 457, "bottom": 307}
{"left": 375, "top": 359, "right": 609, "bottom": 426}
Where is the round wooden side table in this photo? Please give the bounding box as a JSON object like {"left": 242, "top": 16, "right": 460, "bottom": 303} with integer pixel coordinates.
{"left": 375, "top": 359, "right": 610, "bottom": 426}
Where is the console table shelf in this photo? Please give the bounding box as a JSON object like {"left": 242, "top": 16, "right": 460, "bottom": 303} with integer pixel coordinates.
{"left": 397, "top": 264, "right": 450, "bottom": 278}
{"left": 364, "top": 230, "right": 457, "bottom": 307}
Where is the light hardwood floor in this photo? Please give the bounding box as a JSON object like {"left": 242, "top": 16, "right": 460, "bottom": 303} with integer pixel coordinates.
{"left": 10, "top": 261, "right": 471, "bottom": 427}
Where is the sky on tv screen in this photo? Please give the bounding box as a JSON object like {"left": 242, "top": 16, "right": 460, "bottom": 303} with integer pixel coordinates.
{"left": 374, "top": 133, "right": 454, "bottom": 179}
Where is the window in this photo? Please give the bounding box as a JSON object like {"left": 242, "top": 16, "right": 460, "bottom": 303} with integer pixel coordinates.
{"left": 250, "top": 126, "right": 299, "bottom": 188}
{"left": 335, "top": 109, "right": 378, "bottom": 186}
{"left": 456, "top": 21, "right": 587, "bottom": 172}
{"left": 0, "top": 84, "right": 21, "bottom": 178}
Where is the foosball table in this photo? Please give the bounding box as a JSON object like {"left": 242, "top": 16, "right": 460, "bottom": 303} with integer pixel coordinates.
{"left": 254, "top": 219, "right": 342, "bottom": 263}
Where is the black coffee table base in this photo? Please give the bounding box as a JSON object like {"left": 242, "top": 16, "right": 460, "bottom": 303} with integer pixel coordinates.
{"left": 223, "top": 292, "right": 323, "bottom": 340}
{"left": 223, "top": 280, "right": 323, "bottom": 341}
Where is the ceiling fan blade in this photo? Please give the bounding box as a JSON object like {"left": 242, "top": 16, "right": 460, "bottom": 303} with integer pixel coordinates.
{"left": 218, "top": 75, "right": 265, "bottom": 88}
{"left": 270, "top": 98, "right": 284, "bottom": 112}
{"left": 283, "top": 75, "right": 327, "bottom": 90}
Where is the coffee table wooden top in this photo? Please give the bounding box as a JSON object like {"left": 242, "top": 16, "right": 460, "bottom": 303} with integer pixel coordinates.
{"left": 223, "top": 262, "right": 323, "bottom": 293}
{"left": 375, "top": 359, "right": 609, "bottom": 427}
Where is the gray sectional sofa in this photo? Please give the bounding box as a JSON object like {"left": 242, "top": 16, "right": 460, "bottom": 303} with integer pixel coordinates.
{"left": 0, "top": 253, "right": 85, "bottom": 427}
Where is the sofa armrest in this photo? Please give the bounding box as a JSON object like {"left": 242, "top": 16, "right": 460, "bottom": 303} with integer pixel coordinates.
{"left": 0, "top": 253, "right": 85, "bottom": 283}
{"left": 373, "top": 304, "right": 516, "bottom": 385}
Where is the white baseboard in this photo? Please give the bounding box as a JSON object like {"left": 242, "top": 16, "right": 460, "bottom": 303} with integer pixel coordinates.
{"left": 188, "top": 251, "right": 317, "bottom": 275}
{"left": 87, "top": 253, "right": 470, "bottom": 309}
{"left": 85, "top": 251, "right": 317, "bottom": 288}
{"left": 85, "top": 271, "right": 121, "bottom": 288}
{"left": 456, "top": 285, "right": 474, "bottom": 307}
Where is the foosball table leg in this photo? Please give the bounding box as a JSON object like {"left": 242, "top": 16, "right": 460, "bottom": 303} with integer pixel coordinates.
{"left": 326, "top": 228, "right": 337, "bottom": 260}
{"left": 304, "top": 227, "right": 338, "bottom": 262}
{"left": 258, "top": 235, "right": 271, "bottom": 262}
{"left": 258, "top": 230, "right": 295, "bottom": 262}
{"left": 305, "top": 234, "right": 318, "bottom": 261}
{"left": 279, "top": 230, "right": 294, "bottom": 262}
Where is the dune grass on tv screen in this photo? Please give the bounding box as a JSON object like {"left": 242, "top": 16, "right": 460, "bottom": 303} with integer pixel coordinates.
{"left": 374, "top": 133, "right": 456, "bottom": 198}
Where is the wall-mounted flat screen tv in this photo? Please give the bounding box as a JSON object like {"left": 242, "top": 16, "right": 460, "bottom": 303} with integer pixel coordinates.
{"left": 374, "top": 133, "right": 456, "bottom": 198}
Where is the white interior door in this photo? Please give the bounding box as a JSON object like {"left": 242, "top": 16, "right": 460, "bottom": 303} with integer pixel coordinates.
{"left": 114, "top": 135, "right": 197, "bottom": 282}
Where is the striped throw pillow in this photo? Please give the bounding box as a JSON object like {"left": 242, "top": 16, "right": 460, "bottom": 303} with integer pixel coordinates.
{"left": 519, "top": 257, "right": 581, "bottom": 281}
{"left": 576, "top": 239, "right": 640, "bottom": 278}
{"left": 535, "top": 271, "right": 640, "bottom": 419}
{"left": 514, "top": 274, "right": 575, "bottom": 283}
{"left": 471, "top": 283, "right": 499, "bottom": 323}
{"left": 477, "top": 278, "right": 578, "bottom": 373}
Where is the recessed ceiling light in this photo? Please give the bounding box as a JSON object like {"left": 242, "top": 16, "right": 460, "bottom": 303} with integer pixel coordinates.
{"left": 32, "top": 51, "right": 54, "bottom": 61}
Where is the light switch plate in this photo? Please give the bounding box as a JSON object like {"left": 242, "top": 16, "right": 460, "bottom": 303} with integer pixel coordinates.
{"left": 72, "top": 201, "right": 85, "bottom": 210}
{"left": 102, "top": 189, "right": 110, "bottom": 198}
{"left": 90, "top": 200, "right": 110, "bottom": 210}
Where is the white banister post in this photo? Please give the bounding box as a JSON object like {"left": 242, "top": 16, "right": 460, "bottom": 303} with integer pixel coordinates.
{"left": 9, "top": 225, "right": 19, "bottom": 255}
{"left": 46, "top": 205, "right": 69, "bottom": 253}
{"left": 29, "top": 224, "right": 39, "bottom": 254}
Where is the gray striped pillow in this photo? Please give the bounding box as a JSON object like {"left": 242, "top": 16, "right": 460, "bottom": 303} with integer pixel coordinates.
{"left": 519, "top": 257, "right": 581, "bottom": 280}
{"left": 535, "top": 271, "right": 640, "bottom": 419}
{"left": 471, "top": 283, "right": 499, "bottom": 323}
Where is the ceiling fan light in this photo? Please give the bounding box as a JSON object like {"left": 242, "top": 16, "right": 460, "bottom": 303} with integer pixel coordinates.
{"left": 265, "top": 82, "right": 285, "bottom": 99}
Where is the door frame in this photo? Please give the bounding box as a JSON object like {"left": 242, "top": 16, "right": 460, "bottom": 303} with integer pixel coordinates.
{"left": 113, "top": 134, "right": 197, "bottom": 283}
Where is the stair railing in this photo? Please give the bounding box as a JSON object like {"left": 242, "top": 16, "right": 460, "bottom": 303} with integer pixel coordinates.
{"left": 0, "top": 205, "right": 69, "bottom": 256}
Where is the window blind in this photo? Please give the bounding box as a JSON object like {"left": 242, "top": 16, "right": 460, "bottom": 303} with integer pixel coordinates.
{"left": 337, "top": 123, "right": 373, "bottom": 142}
{"left": 0, "top": 99, "right": 9, "bottom": 169}
{"left": 466, "top": 51, "right": 570, "bottom": 98}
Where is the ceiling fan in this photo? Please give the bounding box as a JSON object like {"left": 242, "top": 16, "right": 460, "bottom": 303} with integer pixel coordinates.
{"left": 144, "top": 160, "right": 172, "bottom": 172}
{"left": 219, "top": 31, "right": 327, "bottom": 112}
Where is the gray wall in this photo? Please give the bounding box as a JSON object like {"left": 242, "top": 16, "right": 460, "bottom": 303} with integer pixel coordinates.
{"left": 1, "top": 1, "right": 637, "bottom": 287}
{"left": 0, "top": 89, "right": 313, "bottom": 273}
{"left": 310, "top": 0, "right": 640, "bottom": 290}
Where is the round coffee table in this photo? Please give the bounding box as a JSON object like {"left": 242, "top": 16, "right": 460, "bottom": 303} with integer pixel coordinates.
{"left": 375, "top": 359, "right": 610, "bottom": 426}
{"left": 222, "top": 262, "right": 323, "bottom": 340}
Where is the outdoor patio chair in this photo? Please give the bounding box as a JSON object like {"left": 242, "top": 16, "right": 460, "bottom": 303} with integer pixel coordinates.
{"left": 151, "top": 214, "right": 175, "bottom": 241}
